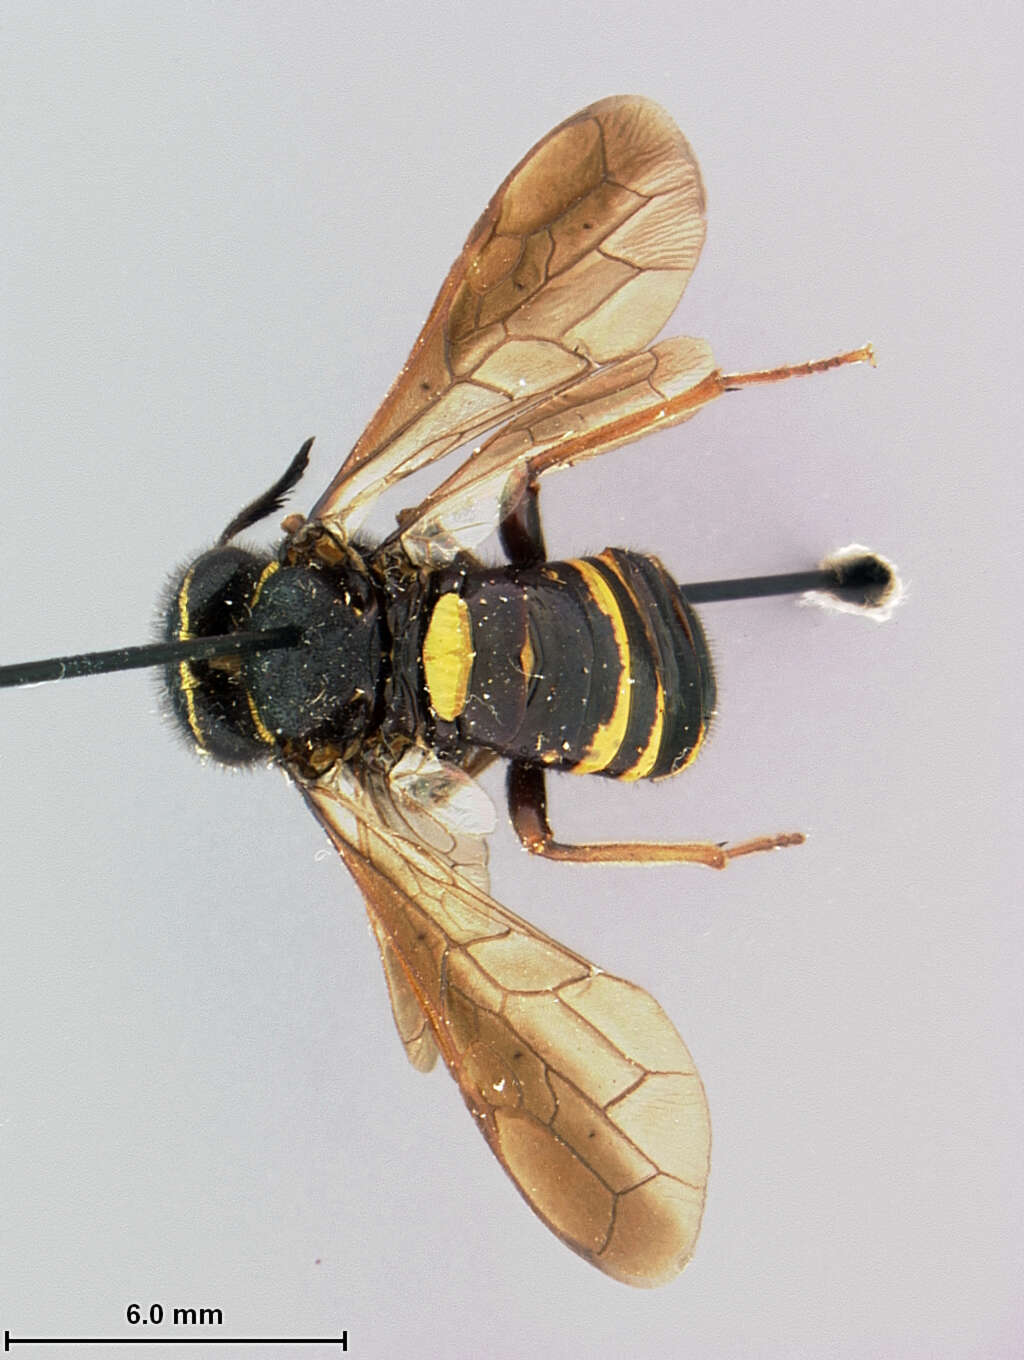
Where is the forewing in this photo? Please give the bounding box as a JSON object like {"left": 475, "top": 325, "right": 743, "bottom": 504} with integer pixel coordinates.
{"left": 303, "top": 754, "right": 711, "bottom": 1287}
{"left": 399, "top": 335, "right": 718, "bottom": 564}
{"left": 310, "top": 95, "right": 706, "bottom": 534}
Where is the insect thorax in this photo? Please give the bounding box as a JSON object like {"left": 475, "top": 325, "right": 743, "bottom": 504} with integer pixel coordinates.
{"left": 163, "top": 535, "right": 388, "bottom": 770}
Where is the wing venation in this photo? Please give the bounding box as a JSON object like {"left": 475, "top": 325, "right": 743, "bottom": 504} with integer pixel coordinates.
{"left": 303, "top": 755, "right": 710, "bottom": 1286}
{"left": 310, "top": 95, "right": 706, "bottom": 533}
{"left": 400, "top": 335, "right": 718, "bottom": 564}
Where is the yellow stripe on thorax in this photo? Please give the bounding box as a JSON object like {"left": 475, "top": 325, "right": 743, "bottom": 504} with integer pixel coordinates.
{"left": 423, "top": 592, "right": 475, "bottom": 721}
{"left": 250, "top": 559, "right": 280, "bottom": 605}
{"left": 569, "top": 558, "right": 631, "bottom": 774}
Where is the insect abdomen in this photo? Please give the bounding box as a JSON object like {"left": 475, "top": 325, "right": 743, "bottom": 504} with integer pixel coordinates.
{"left": 423, "top": 550, "right": 715, "bottom": 779}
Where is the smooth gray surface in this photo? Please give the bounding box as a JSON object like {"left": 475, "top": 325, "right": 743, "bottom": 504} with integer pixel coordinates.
{"left": 2, "top": 5, "right": 1017, "bottom": 1357}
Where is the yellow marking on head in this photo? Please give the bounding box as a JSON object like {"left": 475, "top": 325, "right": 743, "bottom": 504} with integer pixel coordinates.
{"left": 175, "top": 559, "right": 278, "bottom": 751}
{"left": 177, "top": 660, "right": 207, "bottom": 753}
{"left": 568, "top": 559, "right": 631, "bottom": 775}
{"left": 176, "top": 563, "right": 197, "bottom": 640}
{"left": 423, "top": 592, "right": 475, "bottom": 721}
{"left": 244, "top": 688, "right": 276, "bottom": 746}
{"left": 173, "top": 564, "right": 208, "bottom": 749}
{"left": 240, "top": 561, "right": 280, "bottom": 746}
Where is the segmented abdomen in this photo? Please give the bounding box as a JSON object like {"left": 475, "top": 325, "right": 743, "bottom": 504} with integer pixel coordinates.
{"left": 422, "top": 549, "right": 715, "bottom": 780}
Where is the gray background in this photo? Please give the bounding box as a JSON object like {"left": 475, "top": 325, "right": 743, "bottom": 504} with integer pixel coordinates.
{"left": 1, "top": 4, "right": 1017, "bottom": 1357}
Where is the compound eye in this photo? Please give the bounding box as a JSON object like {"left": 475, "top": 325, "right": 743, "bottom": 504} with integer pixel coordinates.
{"left": 171, "top": 546, "right": 266, "bottom": 641}
{"left": 163, "top": 546, "right": 272, "bottom": 766}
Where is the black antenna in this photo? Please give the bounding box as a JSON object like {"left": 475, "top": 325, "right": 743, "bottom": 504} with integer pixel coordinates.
{"left": 0, "top": 548, "right": 897, "bottom": 694}
{"left": 218, "top": 437, "right": 315, "bottom": 543}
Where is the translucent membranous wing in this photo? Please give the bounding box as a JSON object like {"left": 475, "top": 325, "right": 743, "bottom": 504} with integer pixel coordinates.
{"left": 309, "top": 95, "right": 706, "bottom": 534}
{"left": 303, "top": 752, "right": 711, "bottom": 1287}
{"left": 338, "top": 748, "right": 494, "bottom": 1073}
{"left": 399, "top": 335, "right": 717, "bottom": 565}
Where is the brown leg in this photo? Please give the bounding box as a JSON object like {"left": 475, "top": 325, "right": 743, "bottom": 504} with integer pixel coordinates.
{"left": 507, "top": 760, "right": 804, "bottom": 871}
{"left": 462, "top": 746, "right": 500, "bottom": 779}
{"left": 720, "top": 345, "right": 875, "bottom": 390}
{"left": 499, "top": 481, "right": 546, "bottom": 567}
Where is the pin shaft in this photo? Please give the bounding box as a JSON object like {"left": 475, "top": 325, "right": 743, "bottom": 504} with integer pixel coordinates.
{"left": 0, "top": 627, "right": 300, "bottom": 690}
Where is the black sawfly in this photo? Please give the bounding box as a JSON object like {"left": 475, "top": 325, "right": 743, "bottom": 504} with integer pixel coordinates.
{"left": 2, "top": 96, "right": 899, "bottom": 1286}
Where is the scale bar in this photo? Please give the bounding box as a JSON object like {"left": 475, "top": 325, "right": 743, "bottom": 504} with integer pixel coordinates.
{"left": 5, "top": 1334, "right": 346, "bottom": 1350}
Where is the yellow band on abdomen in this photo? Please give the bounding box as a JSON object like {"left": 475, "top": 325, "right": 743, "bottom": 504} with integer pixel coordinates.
{"left": 568, "top": 559, "right": 631, "bottom": 775}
